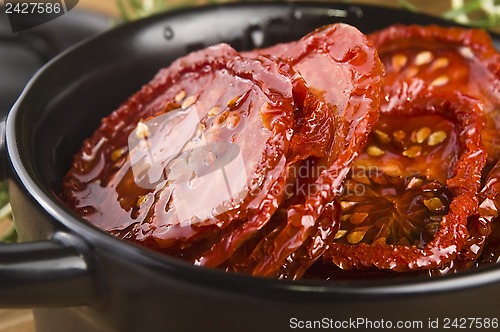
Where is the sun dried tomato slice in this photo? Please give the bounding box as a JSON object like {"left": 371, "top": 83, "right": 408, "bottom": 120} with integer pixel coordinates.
{"left": 62, "top": 44, "right": 298, "bottom": 250}
{"left": 250, "top": 24, "right": 382, "bottom": 278}
{"left": 369, "top": 24, "right": 500, "bottom": 163}
{"left": 475, "top": 161, "right": 500, "bottom": 265}
{"left": 230, "top": 200, "right": 341, "bottom": 280}
{"left": 187, "top": 74, "right": 334, "bottom": 267}
{"left": 368, "top": 25, "right": 500, "bottom": 273}
{"left": 325, "top": 92, "right": 486, "bottom": 271}
{"left": 435, "top": 160, "right": 500, "bottom": 273}
{"left": 336, "top": 115, "right": 456, "bottom": 246}
{"left": 476, "top": 205, "right": 500, "bottom": 266}
{"left": 246, "top": 23, "right": 384, "bottom": 163}
{"left": 196, "top": 24, "right": 382, "bottom": 278}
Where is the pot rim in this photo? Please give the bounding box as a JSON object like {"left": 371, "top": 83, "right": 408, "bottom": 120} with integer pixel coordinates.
{"left": 6, "top": 1, "right": 500, "bottom": 301}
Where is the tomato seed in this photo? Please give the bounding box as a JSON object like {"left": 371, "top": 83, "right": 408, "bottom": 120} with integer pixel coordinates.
{"left": 402, "top": 145, "right": 422, "bottom": 158}
{"left": 415, "top": 127, "right": 431, "bottom": 143}
{"left": 366, "top": 145, "right": 385, "bottom": 157}
{"left": 111, "top": 148, "right": 126, "bottom": 162}
{"left": 414, "top": 51, "right": 433, "bottom": 66}
{"left": 181, "top": 95, "right": 197, "bottom": 109}
{"left": 430, "top": 75, "right": 449, "bottom": 87}
{"left": 391, "top": 54, "right": 408, "bottom": 71}
{"left": 406, "top": 177, "right": 424, "bottom": 189}
{"left": 174, "top": 90, "right": 186, "bottom": 103}
{"left": 430, "top": 57, "right": 449, "bottom": 71}
{"left": 208, "top": 106, "right": 221, "bottom": 117}
{"left": 334, "top": 230, "right": 348, "bottom": 240}
{"left": 384, "top": 163, "right": 403, "bottom": 177}
{"left": 393, "top": 130, "right": 406, "bottom": 141}
{"left": 347, "top": 230, "right": 366, "bottom": 244}
{"left": 350, "top": 212, "right": 369, "bottom": 225}
{"left": 459, "top": 46, "right": 474, "bottom": 59}
{"left": 340, "top": 201, "right": 356, "bottom": 211}
{"left": 226, "top": 113, "right": 241, "bottom": 129}
{"left": 428, "top": 131, "right": 447, "bottom": 146}
{"left": 372, "top": 236, "right": 387, "bottom": 245}
{"left": 423, "top": 197, "right": 445, "bottom": 212}
{"left": 135, "top": 122, "right": 150, "bottom": 139}
{"left": 406, "top": 66, "right": 419, "bottom": 79}
{"left": 374, "top": 130, "right": 391, "bottom": 144}
{"left": 136, "top": 195, "right": 148, "bottom": 207}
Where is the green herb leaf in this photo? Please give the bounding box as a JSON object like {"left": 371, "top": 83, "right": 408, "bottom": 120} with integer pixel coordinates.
{"left": 115, "top": 0, "right": 196, "bottom": 22}
{"left": 398, "top": 0, "right": 419, "bottom": 13}
{"left": 0, "top": 182, "right": 8, "bottom": 208}
{"left": 0, "top": 182, "right": 15, "bottom": 242}
{"left": 0, "top": 203, "right": 15, "bottom": 243}
{"left": 400, "top": 0, "right": 500, "bottom": 29}
{"left": 443, "top": 0, "right": 482, "bottom": 21}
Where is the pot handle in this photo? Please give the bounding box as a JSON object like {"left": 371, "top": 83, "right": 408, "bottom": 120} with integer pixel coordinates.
{"left": 0, "top": 232, "right": 99, "bottom": 308}
{"left": 0, "top": 113, "right": 98, "bottom": 308}
{"left": 1, "top": 116, "right": 6, "bottom": 182}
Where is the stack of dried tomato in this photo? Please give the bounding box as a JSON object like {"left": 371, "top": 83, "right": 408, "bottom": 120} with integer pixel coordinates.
{"left": 62, "top": 23, "right": 500, "bottom": 280}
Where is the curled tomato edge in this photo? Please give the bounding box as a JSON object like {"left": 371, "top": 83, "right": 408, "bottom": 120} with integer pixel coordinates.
{"left": 325, "top": 91, "right": 487, "bottom": 272}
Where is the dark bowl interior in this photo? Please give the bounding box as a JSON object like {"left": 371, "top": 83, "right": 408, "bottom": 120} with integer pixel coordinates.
{"left": 8, "top": 1, "right": 500, "bottom": 298}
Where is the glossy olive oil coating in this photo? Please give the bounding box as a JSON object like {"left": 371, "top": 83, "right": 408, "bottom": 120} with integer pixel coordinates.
{"left": 62, "top": 23, "right": 500, "bottom": 279}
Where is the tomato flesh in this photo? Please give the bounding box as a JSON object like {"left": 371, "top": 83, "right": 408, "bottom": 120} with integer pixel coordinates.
{"left": 325, "top": 92, "right": 486, "bottom": 272}
{"left": 218, "top": 24, "right": 383, "bottom": 278}
{"left": 370, "top": 24, "right": 500, "bottom": 164}
{"left": 62, "top": 44, "right": 296, "bottom": 251}
{"left": 62, "top": 23, "right": 499, "bottom": 279}
{"left": 369, "top": 25, "right": 500, "bottom": 273}
{"left": 335, "top": 115, "right": 456, "bottom": 249}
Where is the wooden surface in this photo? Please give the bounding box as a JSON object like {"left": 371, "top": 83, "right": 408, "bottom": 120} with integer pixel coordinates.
{"left": 1, "top": 1, "right": 445, "bottom": 331}
{"left": 0, "top": 310, "right": 34, "bottom": 332}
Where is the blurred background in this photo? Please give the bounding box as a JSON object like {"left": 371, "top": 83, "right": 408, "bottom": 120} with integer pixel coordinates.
{"left": 1, "top": 0, "right": 499, "bottom": 331}
{"left": 78, "top": 0, "right": 499, "bottom": 24}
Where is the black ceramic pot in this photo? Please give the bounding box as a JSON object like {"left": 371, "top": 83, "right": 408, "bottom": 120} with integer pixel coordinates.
{"left": 2, "top": 2, "right": 500, "bottom": 332}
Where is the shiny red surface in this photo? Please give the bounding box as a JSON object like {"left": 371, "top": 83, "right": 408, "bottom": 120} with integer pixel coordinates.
{"left": 213, "top": 24, "right": 383, "bottom": 278}
{"left": 326, "top": 94, "right": 486, "bottom": 271}
{"left": 63, "top": 43, "right": 297, "bottom": 249}
{"left": 369, "top": 25, "right": 500, "bottom": 273}
{"left": 62, "top": 23, "right": 500, "bottom": 279}
{"left": 370, "top": 24, "right": 500, "bottom": 163}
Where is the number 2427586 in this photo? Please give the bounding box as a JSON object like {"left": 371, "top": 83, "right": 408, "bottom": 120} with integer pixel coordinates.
{"left": 5, "top": 2, "right": 63, "bottom": 15}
